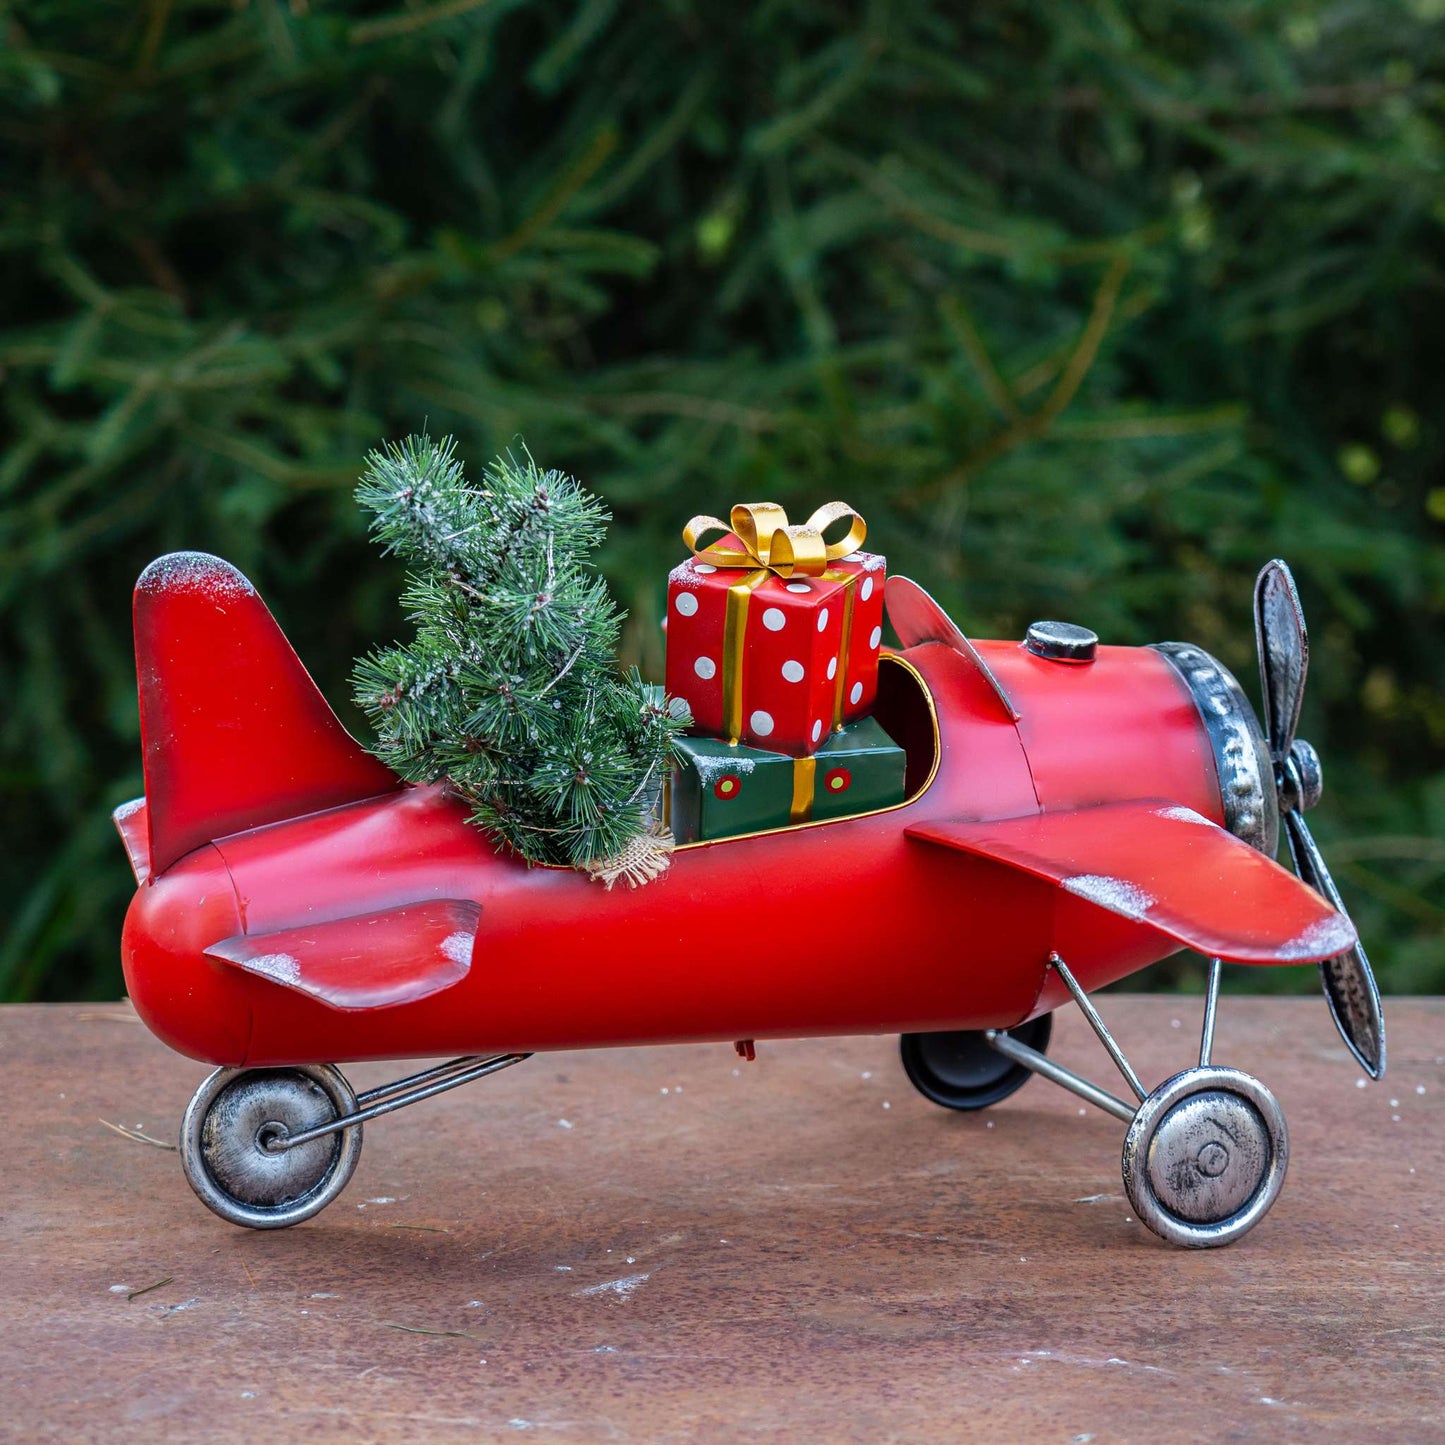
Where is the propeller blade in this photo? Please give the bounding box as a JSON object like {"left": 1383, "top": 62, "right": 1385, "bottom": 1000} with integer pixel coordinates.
{"left": 1283, "top": 810, "right": 1386, "bottom": 1079}
{"left": 1254, "top": 560, "right": 1309, "bottom": 762}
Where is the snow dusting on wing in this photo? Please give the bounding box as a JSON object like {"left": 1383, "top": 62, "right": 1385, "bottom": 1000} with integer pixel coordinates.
{"left": 113, "top": 797, "right": 146, "bottom": 822}
{"left": 1277, "top": 913, "right": 1356, "bottom": 961}
{"left": 439, "top": 931, "right": 474, "bottom": 967}
{"left": 1155, "top": 805, "right": 1212, "bottom": 827}
{"left": 1062, "top": 874, "right": 1155, "bottom": 921}
{"left": 243, "top": 952, "right": 302, "bottom": 986}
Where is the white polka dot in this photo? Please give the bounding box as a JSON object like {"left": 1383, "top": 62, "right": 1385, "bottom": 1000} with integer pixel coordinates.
{"left": 826, "top": 656, "right": 838, "bottom": 680}
{"left": 860, "top": 576, "right": 874, "bottom": 601}
{"left": 786, "top": 582, "right": 811, "bottom": 594}
{"left": 762, "top": 607, "right": 786, "bottom": 632}
{"left": 849, "top": 681, "right": 863, "bottom": 705}
{"left": 675, "top": 592, "right": 698, "bottom": 617}
{"left": 750, "top": 710, "right": 774, "bottom": 737}
{"left": 693, "top": 563, "right": 716, "bottom": 574}
{"left": 817, "top": 607, "right": 830, "bottom": 633}
{"left": 781, "top": 660, "right": 805, "bottom": 683}
{"left": 812, "top": 720, "right": 823, "bottom": 743}
{"left": 694, "top": 657, "right": 717, "bottom": 680}
{"left": 869, "top": 625, "right": 882, "bottom": 649}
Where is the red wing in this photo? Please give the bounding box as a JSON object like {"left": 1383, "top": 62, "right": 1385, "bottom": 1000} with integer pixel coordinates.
{"left": 906, "top": 801, "right": 1355, "bottom": 965}
{"left": 205, "top": 900, "right": 478, "bottom": 1011}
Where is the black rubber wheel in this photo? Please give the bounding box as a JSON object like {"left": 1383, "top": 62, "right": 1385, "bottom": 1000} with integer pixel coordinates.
{"left": 900, "top": 1015, "right": 1053, "bottom": 1111}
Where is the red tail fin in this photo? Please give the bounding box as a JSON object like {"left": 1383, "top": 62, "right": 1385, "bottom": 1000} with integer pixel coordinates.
{"left": 135, "top": 552, "right": 400, "bottom": 876}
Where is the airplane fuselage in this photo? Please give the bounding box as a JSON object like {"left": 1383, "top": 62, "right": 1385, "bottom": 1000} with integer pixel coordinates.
{"left": 122, "top": 639, "right": 1225, "bottom": 1067}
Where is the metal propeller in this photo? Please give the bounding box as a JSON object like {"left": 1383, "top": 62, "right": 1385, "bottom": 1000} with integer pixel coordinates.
{"left": 1253, "top": 560, "right": 1386, "bottom": 1079}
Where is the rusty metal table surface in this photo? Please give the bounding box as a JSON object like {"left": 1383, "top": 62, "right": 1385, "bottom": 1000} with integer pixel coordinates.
{"left": 2, "top": 997, "right": 1440, "bottom": 1442}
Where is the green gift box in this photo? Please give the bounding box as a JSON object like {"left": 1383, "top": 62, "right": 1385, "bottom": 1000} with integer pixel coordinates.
{"left": 809, "top": 716, "right": 907, "bottom": 822}
{"left": 670, "top": 717, "right": 905, "bottom": 843}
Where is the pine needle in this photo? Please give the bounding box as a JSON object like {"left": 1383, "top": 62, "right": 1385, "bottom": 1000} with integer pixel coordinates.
{"left": 127, "top": 1276, "right": 175, "bottom": 1301}
{"left": 99, "top": 1118, "right": 178, "bottom": 1150}
{"left": 380, "top": 1322, "right": 477, "bottom": 1339}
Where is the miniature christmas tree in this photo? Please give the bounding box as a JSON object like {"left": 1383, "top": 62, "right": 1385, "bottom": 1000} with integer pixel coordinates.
{"left": 352, "top": 436, "right": 688, "bottom": 884}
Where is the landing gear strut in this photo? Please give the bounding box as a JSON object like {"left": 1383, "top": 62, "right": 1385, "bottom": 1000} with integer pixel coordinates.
{"left": 982, "top": 955, "right": 1289, "bottom": 1248}
{"left": 180, "top": 1052, "right": 530, "bottom": 1229}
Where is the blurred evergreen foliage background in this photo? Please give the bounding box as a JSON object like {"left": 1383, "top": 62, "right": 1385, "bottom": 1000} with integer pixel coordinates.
{"left": 1, "top": 0, "right": 1441, "bottom": 1003}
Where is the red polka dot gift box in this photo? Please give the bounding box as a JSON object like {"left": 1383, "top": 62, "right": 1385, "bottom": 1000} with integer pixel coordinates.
{"left": 664, "top": 501, "right": 887, "bottom": 758}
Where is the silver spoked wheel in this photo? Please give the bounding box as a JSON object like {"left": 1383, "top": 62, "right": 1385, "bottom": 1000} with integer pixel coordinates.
{"left": 1122, "top": 1067, "right": 1288, "bottom": 1249}
{"left": 181, "top": 1064, "right": 363, "bottom": 1229}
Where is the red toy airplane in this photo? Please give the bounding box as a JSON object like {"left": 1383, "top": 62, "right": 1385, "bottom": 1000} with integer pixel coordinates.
{"left": 115, "top": 552, "right": 1383, "bottom": 1247}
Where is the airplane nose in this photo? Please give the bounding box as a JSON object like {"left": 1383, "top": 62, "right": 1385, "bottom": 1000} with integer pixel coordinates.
{"left": 1279, "top": 736, "right": 1324, "bottom": 813}
{"left": 1150, "top": 641, "right": 1280, "bottom": 858}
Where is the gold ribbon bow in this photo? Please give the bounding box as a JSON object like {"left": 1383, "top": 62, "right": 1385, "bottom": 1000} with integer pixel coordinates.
{"left": 682, "top": 501, "right": 867, "bottom": 579}
{"left": 680, "top": 502, "right": 868, "bottom": 745}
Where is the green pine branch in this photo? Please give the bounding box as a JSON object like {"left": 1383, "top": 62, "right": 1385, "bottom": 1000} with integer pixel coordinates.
{"left": 352, "top": 436, "right": 689, "bottom": 868}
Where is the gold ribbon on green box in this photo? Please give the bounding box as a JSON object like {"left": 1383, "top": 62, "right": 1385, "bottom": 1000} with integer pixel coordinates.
{"left": 682, "top": 501, "right": 868, "bottom": 745}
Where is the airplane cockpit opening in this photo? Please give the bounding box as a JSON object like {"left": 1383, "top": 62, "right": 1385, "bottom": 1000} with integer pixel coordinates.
{"left": 669, "top": 651, "right": 940, "bottom": 848}
{"left": 869, "top": 653, "right": 941, "bottom": 805}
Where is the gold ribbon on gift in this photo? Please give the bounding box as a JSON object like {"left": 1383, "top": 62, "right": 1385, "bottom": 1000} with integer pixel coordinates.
{"left": 830, "top": 569, "right": 858, "bottom": 732}
{"left": 790, "top": 755, "right": 817, "bottom": 824}
{"left": 681, "top": 503, "right": 867, "bottom": 743}
{"left": 682, "top": 501, "right": 866, "bottom": 580}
